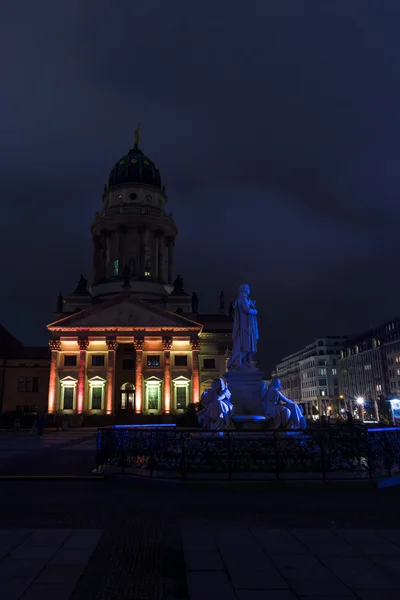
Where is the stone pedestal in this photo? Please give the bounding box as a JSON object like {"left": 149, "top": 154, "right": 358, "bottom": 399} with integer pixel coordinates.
{"left": 225, "top": 369, "right": 264, "bottom": 416}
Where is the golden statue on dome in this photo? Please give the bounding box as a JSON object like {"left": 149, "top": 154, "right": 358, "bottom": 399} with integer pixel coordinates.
{"left": 134, "top": 122, "right": 140, "bottom": 147}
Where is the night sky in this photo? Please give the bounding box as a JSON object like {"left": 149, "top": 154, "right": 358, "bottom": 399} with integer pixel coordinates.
{"left": 1, "top": 1, "right": 400, "bottom": 373}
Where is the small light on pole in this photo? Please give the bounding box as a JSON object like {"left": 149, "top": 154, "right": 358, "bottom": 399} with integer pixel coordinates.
{"left": 356, "top": 397, "right": 365, "bottom": 405}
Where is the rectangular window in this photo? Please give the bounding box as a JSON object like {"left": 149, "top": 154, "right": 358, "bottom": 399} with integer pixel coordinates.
{"left": 318, "top": 368, "right": 326, "bottom": 376}
{"left": 113, "top": 259, "right": 119, "bottom": 276}
{"left": 91, "top": 387, "right": 102, "bottom": 410}
{"left": 147, "top": 355, "right": 160, "bottom": 367}
{"left": 122, "top": 359, "right": 134, "bottom": 370}
{"left": 18, "top": 377, "right": 25, "bottom": 392}
{"left": 397, "top": 368, "right": 400, "bottom": 377}
{"left": 318, "top": 378, "right": 327, "bottom": 386}
{"left": 92, "top": 355, "right": 105, "bottom": 367}
{"left": 318, "top": 360, "right": 326, "bottom": 366}
{"left": 320, "top": 389, "right": 327, "bottom": 396}
{"left": 203, "top": 358, "right": 216, "bottom": 369}
{"left": 174, "top": 355, "right": 188, "bottom": 367}
{"left": 364, "top": 364, "right": 372, "bottom": 371}
{"left": 24, "top": 377, "right": 33, "bottom": 392}
{"left": 147, "top": 386, "right": 159, "bottom": 410}
{"left": 32, "top": 377, "right": 39, "bottom": 393}
{"left": 64, "top": 355, "right": 77, "bottom": 367}
{"left": 63, "top": 387, "right": 74, "bottom": 410}
{"left": 176, "top": 386, "right": 187, "bottom": 409}
{"left": 332, "top": 368, "right": 337, "bottom": 375}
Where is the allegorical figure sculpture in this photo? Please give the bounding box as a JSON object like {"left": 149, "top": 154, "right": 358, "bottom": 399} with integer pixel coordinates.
{"left": 198, "top": 378, "right": 235, "bottom": 430}
{"left": 228, "top": 284, "right": 259, "bottom": 370}
{"left": 262, "top": 378, "right": 306, "bottom": 430}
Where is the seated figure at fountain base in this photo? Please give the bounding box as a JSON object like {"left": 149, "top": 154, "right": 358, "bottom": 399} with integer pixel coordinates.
{"left": 262, "top": 378, "right": 306, "bottom": 430}
{"left": 198, "top": 378, "right": 235, "bottom": 431}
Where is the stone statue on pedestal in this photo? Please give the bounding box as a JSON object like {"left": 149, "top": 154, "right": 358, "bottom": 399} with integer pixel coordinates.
{"left": 227, "top": 284, "right": 259, "bottom": 370}
{"left": 198, "top": 378, "right": 235, "bottom": 431}
{"left": 262, "top": 378, "right": 306, "bottom": 430}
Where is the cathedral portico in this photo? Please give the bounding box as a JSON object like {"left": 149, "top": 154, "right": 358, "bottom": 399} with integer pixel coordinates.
{"left": 47, "top": 128, "right": 233, "bottom": 421}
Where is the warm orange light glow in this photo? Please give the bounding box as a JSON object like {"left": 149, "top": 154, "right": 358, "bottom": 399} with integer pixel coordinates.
{"left": 135, "top": 350, "right": 143, "bottom": 413}
{"left": 191, "top": 339, "right": 201, "bottom": 405}
{"left": 47, "top": 341, "right": 60, "bottom": 413}
{"left": 48, "top": 353, "right": 57, "bottom": 413}
{"left": 77, "top": 350, "right": 86, "bottom": 414}
{"left": 106, "top": 349, "right": 115, "bottom": 414}
{"left": 164, "top": 352, "right": 171, "bottom": 414}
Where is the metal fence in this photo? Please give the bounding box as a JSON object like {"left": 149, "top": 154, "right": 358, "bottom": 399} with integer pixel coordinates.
{"left": 96, "top": 426, "right": 400, "bottom": 480}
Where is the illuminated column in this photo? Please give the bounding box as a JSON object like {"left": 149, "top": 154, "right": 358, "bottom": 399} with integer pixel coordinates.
{"left": 167, "top": 237, "right": 174, "bottom": 284}
{"left": 77, "top": 340, "right": 89, "bottom": 414}
{"left": 134, "top": 339, "right": 144, "bottom": 413}
{"left": 48, "top": 340, "right": 61, "bottom": 413}
{"left": 191, "top": 338, "right": 201, "bottom": 404}
{"left": 162, "top": 338, "right": 172, "bottom": 413}
{"left": 106, "top": 340, "right": 118, "bottom": 414}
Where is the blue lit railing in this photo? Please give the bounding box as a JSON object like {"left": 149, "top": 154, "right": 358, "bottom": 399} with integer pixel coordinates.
{"left": 96, "top": 426, "right": 400, "bottom": 480}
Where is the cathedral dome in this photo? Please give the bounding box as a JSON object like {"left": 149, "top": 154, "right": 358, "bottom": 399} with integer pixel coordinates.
{"left": 108, "top": 126, "right": 162, "bottom": 189}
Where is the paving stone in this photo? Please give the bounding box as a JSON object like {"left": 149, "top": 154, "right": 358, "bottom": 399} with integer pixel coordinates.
{"left": 36, "top": 564, "right": 84, "bottom": 583}
{"left": 10, "top": 545, "right": 59, "bottom": 560}
{"left": 62, "top": 529, "right": 103, "bottom": 549}
{"left": 236, "top": 592, "right": 297, "bottom": 600}
{"left": 23, "top": 528, "right": 72, "bottom": 547}
{"left": 187, "top": 571, "right": 236, "bottom": 600}
{"left": 0, "top": 577, "right": 33, "bottom": 600}
{"left": 50, "top": 546, "right": 96, "bottom": 565}
{"left": 229, "top": 563, "right": 289, "bottom": 591}
{"left": 184, "top": 550, "right": 224, "bottom": 571}
{"left": 354, "top": 591, "right": 400, "bottom": 599}
{"left": 269, "top": 553, "right": 336, "bottom": 581}
{"left": 289, "top": 579, "right": 354, "bottom": 596}
{"left": 322, "top": 557, "right": 400, "bottom": 590}
{"left": 21, "top": 582, "right": 76, "bottom": 600}
{"left": 334, "top": 529, "right": 400, "bottom": 554}
{"left": 181, "top": 528, "right": 218, "bottom": 552}
{"left": 371, "top": 555, "right": 400, "bottom": 580}
{"left": 215, "top": 528, "right": 269, "bottom": 565}
{"left": 251, "top": 528, "right": 308, "bottom": 555}
{"left": 290, "top": 529, "right": 359, "bottom": 557}
{"left": 374, "top": 529, "right": 400, "bottom": 543}
{"left": 0, "top": 557, "right": 47, "bottom": 579}
{"left": 0, "top": 530, "right": 33, "bottom": 550}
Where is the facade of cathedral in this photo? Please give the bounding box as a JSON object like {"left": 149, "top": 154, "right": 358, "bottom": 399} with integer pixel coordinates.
{"left": 47, "top": 133, "right": 232, "bottom": 416}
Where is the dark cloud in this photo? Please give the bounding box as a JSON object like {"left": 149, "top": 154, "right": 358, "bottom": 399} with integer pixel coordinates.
{"left": 1, "top": 0, "right": 400, "bottom": 371}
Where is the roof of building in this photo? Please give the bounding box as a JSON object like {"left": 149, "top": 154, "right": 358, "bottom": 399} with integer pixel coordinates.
{"left": 0, "top": 325, "right": 49, "bottom": 359}
{"left": 108, "top": 144, "right": 162, "bottom": 190}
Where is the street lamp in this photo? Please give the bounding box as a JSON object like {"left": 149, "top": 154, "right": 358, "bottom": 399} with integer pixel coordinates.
{"left": 356, "top": 397, "right": 365, "bottom": 422}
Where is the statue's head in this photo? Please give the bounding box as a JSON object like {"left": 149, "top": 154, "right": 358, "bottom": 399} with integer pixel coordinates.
{"left": 239, "top": 283, "right": 250, "bottom": 297}
{"left": 212, "top": 377, "right": 226, "bottom": 395}
{"left": 270, "top": 378, "right": 282, "bottom": 390}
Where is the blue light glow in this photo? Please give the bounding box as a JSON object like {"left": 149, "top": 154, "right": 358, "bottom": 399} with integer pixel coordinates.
{"left": 368, "top": 427, "right": 400, "bottom": 433}
{"left": 233, "top": 415, "right": 266, "bottom": 421}
{"left": 113, "top": 423, "right": 177, "bottom": 429}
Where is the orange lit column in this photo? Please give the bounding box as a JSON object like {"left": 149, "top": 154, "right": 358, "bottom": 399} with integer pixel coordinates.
{"left": 191, "top": 338, "right": 201, "bottom": 404}
{"left": 48, "top": 340, "right": 61, "bottom": 413}
{"left": 77, "top": 339, "right": 89, "bottom": 414}
{"left": 134, "top": 339, "right": 144, "bottom": 413}
{"left": 106, "top": 340, "right": 118, "bottom": 415}
{"left": 163, "top": 338, "right": 172, "bottom": 413}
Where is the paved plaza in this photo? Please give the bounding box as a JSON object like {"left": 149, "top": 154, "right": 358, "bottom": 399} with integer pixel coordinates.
{"left": 0, "top": 430, "right": 400, "bottom": 598}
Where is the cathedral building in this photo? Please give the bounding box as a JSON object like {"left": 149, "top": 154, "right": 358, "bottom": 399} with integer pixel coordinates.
{"left": 47, "top": 131, "right": 232, "bottom": 417}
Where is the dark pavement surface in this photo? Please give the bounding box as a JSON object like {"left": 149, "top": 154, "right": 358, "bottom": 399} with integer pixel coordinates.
{"left": 0, "top": 430, "right": 399, "bottom": 599}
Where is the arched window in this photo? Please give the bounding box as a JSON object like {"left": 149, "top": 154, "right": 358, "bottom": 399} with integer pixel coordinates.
{"left": 120, "top": 382, "right": 135, "bottom": 411}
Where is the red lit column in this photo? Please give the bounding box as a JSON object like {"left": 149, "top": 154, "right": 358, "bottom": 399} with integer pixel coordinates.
{"left": 48, "top": 340, "right": 61, "bottom": 413}
{"left": 134, "top": 339, "right": 144, "bottom": 413}
{"left": 162, "top": 338, "right": 172, "bottom": 413}
{"left": 77, "top": 339, "right": 89, "bottom": 414}
{"left": 191, "top": 338, "right": 201, "bottom": 404}
{"left": 106, "top": 340, "right": 118, "bottom": 415}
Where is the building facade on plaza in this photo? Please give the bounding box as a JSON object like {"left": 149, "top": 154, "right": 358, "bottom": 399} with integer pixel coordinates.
{"left": 0, "top": 326, "right": 49, "bottom": 415}
{"left": 339, "top": 318, "right": 400, "bottom": 411}
{"left": 273, "top": 337, "right": 346, "bottom": 417}
{"left": 47, "top": 133, "right": 232, "bottom": 416}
